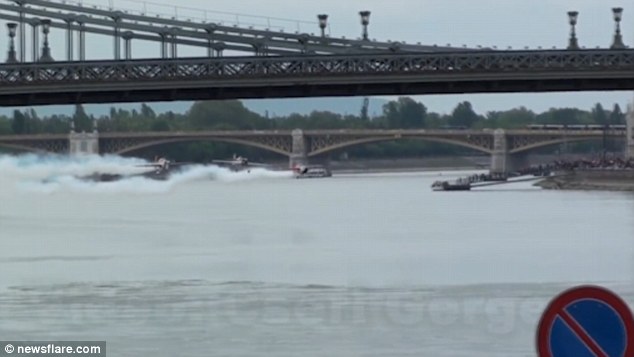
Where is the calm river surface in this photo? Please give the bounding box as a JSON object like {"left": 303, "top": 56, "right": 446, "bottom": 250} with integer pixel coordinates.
{"left": 1, "top": 154, "right": 633, "bottom": 356}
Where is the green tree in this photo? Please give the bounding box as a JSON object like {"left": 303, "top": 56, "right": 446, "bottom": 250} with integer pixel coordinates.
{"left": 591, "top": 103, "right": 608, "bottom": 126}
{"left": 382, "top": 97, "right": 427, "bottom": 128}
{"left": 360, "top": 98, "right": 369, "bottom": 121}
{"left": 141, "top": 103, "right": 157, "bottom": 119}
{"left": 73, "top": 104, "right": 93, "bottom": 132}
{"left": 11, "top": 110, "right": 26, "bottom": 134}
{"left": 0, "top": 116, "right": 12, "bottom": 134}
{"left": 151, "top": 120, "right": 170, "bottom": 132}
{"left": 609, "top": 104, "right": 625, "bottom": 125}
{"left": 449, "top": 101, "right": 480, "bottom": 128}
{"left": 187, "top": 100, "right": 269, "bottom": 130}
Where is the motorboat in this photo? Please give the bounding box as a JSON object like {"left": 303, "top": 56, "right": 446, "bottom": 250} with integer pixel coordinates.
{"left": 294, "top": 165, "right": 332, "bottom": 179}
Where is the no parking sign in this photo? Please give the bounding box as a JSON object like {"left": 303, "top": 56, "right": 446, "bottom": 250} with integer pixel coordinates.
{"left": 536, "top": 286, "right": 634, "bottom": 357}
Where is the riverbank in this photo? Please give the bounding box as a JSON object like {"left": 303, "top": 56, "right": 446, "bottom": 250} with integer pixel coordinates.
{"left": 535, "top": 170, "right": 634, "bottom": 191}
{"left": 327, "top": 157, "right": 488, "bottom": 173}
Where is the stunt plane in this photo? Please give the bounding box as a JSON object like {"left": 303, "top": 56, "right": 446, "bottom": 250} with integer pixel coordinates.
{"left": 212, "top": 154, "right": 268, "bottom": 171}
{"left": 136, "top": 156, "right": 190, "bottom": 175}
{"left": 83, "top": 156, "right": 189, "bottom": 181}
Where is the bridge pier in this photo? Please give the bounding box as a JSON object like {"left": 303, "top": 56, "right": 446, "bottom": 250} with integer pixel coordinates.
{"left": 627, "top": 102, "right": 634, "bottom": 160}
{"left": 490, "top": 129, "right": 509, "bottom": 174}
{"left": 69, "top": 125, "right": 99, "bottom": 155}
{"left": 290, "top": 129, "right": 308, "bottom": 168}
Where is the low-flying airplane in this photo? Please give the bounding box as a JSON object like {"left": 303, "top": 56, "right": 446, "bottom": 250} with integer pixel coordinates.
{"left": 136, "top": 156, "right": 187, "bottom": 174}
{"left": 212, "top": 154, "right": 268, "bottom": 171}
{"left": 80, "top": 157, "right": 190, "bottom": 182}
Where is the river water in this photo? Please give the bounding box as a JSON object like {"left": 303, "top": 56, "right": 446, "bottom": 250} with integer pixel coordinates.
{"left": 0, "top": 154, "right": 633, "bottom": 356}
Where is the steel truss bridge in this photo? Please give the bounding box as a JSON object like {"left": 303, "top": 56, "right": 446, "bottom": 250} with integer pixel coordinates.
{"left": 0, "top": 1, "right": 632, "bottom": 106}
{"left": 2, "top": 49, "right": 634, "bottom": 106}
{"left": 0, "top": 128, "right": 625, "bottom": 157}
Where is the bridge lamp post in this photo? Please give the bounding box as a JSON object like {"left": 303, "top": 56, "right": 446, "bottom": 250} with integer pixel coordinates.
{"left": 359, "top": 11, "right": 371, "bottom": 41}
{"left": 567, "top": 11, "right": 579, "bottom": 50}
{"left": 6, "top": 23, "right": 18, "bottom": 64}
{"left": 611, "top": 7, "right": 626, "bottom": 49}
{"left": 317, "top": 14, "right": 328, "bottom": 38}
{"left": 39, "top": 19, "right": 54, "bottom": 62}
{"left": 13, "top": 0, "right": 26, "bottom": 62}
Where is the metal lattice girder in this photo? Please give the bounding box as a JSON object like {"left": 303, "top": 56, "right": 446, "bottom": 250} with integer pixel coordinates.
{"left": 304, "top": 129, "right": 496, "bottom": 156}
{"left": 0, "top": 134, "right": 69, "bottom": 152}
{"left": 0, "top": 49, "right": 633, "bottom": 84}
{"left": 0, "top": 129, "right": 626, "bottom": 155}
{"left": 0, "top": 0, "right": 465, "bottom": 56}
{"left": 507, "top": 129, "right": 626, "bottom": 154}
{"left": 98, "top": 131, "right": 293, "bottom": 155}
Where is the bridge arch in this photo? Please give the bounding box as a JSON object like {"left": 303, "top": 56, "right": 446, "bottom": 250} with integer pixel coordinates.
{"left": 0, "top": 142, "right": 46, "bottom": 153}
{"left": 113, "top": 137, "right": 292, "bottom": 157}
{"left": 308, "top": 136, "right": 493, "bottom": 157}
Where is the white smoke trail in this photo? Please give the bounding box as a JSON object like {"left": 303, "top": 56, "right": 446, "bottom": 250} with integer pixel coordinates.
{"left": 0, "top": 154, "right": 293, "bottom": 195}
{"left": 0, "top": 153, "right": 149, "bottom": 179}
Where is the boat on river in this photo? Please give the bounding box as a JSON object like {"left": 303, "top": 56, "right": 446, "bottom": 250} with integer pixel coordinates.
{"left": 431, "top": 179, "right": 471, "bottom": 191}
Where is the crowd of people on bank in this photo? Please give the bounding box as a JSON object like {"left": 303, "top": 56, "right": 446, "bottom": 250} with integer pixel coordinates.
{"left": 463, "top": 172, "right": 510, "bottom": 183}
{"left": 517, "top": 156, "right": 634, "bottom": 174}
{"left": 436, "top": 156, "right": 634, "bottom": 189}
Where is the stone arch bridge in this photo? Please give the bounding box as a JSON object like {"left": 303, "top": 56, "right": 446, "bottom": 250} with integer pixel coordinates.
{"left": 0, "top": 128, "right": 630, "bottom": 173}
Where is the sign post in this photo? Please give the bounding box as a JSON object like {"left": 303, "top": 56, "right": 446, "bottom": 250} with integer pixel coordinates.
{"left": 536, "top": 285, "right": 634, "bottom": 357}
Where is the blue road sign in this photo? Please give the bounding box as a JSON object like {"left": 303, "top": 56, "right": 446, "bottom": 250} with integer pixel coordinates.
{"left": 537, "top": 285, "right": 634, "bottom": 357}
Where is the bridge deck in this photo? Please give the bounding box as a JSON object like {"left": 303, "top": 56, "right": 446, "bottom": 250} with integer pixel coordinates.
{"left": 0, "top": 49, "right": 633, "bottom": 106}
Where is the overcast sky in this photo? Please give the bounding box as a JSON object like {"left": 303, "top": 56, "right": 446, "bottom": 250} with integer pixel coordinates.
{"left": 4, "top": 0, "right": 634, "bottom": 114}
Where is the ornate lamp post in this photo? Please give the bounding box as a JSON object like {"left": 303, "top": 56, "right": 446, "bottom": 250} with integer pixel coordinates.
{"left": 359, "top": 10, "right": 371, "bottom": 41}
{"left": 567, "top": 11, "right": 579, "bottom": 50}
{"left": 39, "top": 19, "right": 54, "bottom": 62}
{"left": 317, "top": 14, "right": 328, "bottom": 38}
{"left": 611, "top": 7, "right": 625, "bottom": 49}
{"left": 6, "top": 23, "right": 18, "bottom": 63}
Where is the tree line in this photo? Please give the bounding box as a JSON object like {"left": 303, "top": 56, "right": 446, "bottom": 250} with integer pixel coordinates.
{"left": 0, "top": 98, "right": 627, "bottom": 160}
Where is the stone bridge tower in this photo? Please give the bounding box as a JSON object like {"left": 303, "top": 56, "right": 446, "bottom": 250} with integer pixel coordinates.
{"left": 490, "top": 129, "right": 508, "bottom": 174}
{"left": 290, "top": 129, "right": 308, "bottom": 168}
{"left": 68, "top": 120, "right": 99, "bottom": 155}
